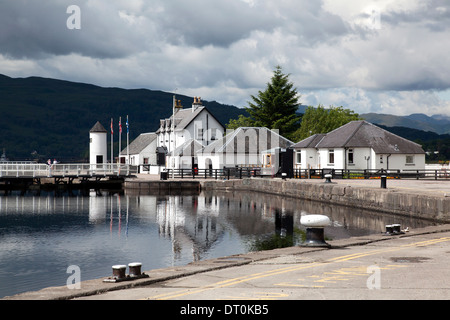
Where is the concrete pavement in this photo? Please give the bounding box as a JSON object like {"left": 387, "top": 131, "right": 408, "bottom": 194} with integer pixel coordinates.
{"left": 74, "top": 225, "right": 450, "bottom": 300}
{"left": 6, "top": 224, "right": 450, "bottom": 301}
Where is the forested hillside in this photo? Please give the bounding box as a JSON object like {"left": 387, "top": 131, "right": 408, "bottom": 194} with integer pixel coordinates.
{"left": 0, "top": 74, "right": 246, "bottom": 160}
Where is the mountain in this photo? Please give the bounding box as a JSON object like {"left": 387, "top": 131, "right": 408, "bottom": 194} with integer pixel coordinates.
{"left": 1, "top": 73, "right": 448, "bottom": 161}
{"left": 361, "top": 112, "right": 450, "bottom": 135}
{"left": 0, "top": 74, "right": 247, "bottom": 161}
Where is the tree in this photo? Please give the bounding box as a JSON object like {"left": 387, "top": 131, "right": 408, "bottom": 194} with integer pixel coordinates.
{"left": 292, "top": 105, "right": 362, "bottom": 142}
{"left": 226, "top": 66, "right": 301, "bottom": 139}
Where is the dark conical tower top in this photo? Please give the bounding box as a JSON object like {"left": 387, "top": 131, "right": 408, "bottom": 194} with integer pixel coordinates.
{"left": 90, "top": 121, "right": 107, "bottom": 133}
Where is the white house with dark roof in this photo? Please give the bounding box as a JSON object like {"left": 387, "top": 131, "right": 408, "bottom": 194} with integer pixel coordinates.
{"left": 198, "top": 127, "right": 293, "bottom": 170}
{"left": 157, "top": 96, "right": 225, "bottom": 170}
{"left": 120, "top": 133, "right": 157, "bottom": 171}
{"left": 157, "top": 97, "right": 224, "bottom": 152}
{"left": 292, "top": 120, "right": 425, "bottom": 171}
{"left": 120, "top": 96, "right": 225, "bottom": 172}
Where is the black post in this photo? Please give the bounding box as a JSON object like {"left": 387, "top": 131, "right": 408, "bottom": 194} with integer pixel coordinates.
{"left": 380, "top": 175, "right": 387, "bottom": 189}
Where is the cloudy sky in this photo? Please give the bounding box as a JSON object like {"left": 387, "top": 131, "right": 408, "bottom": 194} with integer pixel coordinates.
{"left": 1, "top": 0, "right": 450, "bottom": 116}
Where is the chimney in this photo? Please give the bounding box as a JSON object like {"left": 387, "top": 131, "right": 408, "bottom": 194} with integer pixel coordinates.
{"left": 173, "top": 96, "right": 183, "bottom": 115}
{"left": 192, "top": 96, "right": 202, "bottom": 112}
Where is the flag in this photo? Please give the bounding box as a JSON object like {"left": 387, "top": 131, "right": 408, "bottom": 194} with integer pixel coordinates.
{"left": 110, "top": 118, "right": 113, "bottom": 135}
{"left": 126, "top": 116, "right": 129, "bottom": 134}
{"left": 119, "top": 118, "right": 122, "bottom": 134}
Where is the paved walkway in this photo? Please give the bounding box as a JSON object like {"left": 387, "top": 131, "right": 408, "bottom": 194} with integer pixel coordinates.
{"left": 128, "top": 174, "right": 450, "bottom": 197}
{"left": 71, "top": 225, "right": 450, "bottom": 301}
{"left": 6, "top": 224, "right": 450, "bottom": 301}
{"left": 301, "top": 177, "right": 450, "bottom": 197}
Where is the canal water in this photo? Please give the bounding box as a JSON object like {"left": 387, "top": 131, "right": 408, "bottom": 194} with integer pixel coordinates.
{"left": 0, "top": 188, "right": 438, "bottom": 298}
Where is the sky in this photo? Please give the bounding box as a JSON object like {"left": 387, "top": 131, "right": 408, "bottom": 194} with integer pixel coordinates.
{"left": 1, "top": 0, "right": 450, "bottom": 116}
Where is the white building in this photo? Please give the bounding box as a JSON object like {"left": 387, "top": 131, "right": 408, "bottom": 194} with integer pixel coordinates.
{"left": 120, "top": 133, "right": 157, "bottom": 173}
{"left": 119, "top": 96, "right": 225, "bottom": 172}
{"left": 199, "top": 127, "right": 293, "bottom": 170}
{"left": 292, "top": 120, "right": 425, "bottom": 171}
{"left": 156, "top": 97, "right": 225, "bottom": 170}
{"left": 89, "top": 121, "right": 107, "bottom": 165}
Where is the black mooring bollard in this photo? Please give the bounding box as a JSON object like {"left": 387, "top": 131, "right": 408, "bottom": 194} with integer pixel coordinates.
{"left": 384, "top": 224, "right": 405, "bottom": 235}
{"left": 380, "top": 175, "right": 387, "bottom": 188}
{"left": 112, "top": 265, "right": 127, "bottom": 279}
{"left": 300, "top": 215, "right": 331, "bottom": 248}
{"left": 324, "top": 174, "right": 332, "bottom": 183}
{"left": 128, "top": 262, "right": 142, "bottom": 277}
{"left": 384, "top": 224, "right": 393, "bottom": 235}
{"left": 392, "top": 224, "right": 405, "bottom": 235}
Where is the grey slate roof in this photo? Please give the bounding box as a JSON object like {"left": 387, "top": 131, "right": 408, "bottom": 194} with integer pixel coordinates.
{"left": 293, "top": 121, "right": 425, "bottom": 154}
{"left": 168, "top": 139, "right": 204, "bottom": 157}
{"left": 156, "top": 106, "right": 224, "bottom": 133}
{"left": 292, "top": 133, "right": 326, "bottom": 148}
{"left": 120, "top": 133, "right": 156, "bottom": 155}
{"left": 201, "top": 127, "right": 293, "bottom": 154}
{"left": 89, "top": 121, "right": 107, "bottom": 133}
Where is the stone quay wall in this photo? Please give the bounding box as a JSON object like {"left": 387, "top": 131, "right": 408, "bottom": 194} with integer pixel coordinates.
{"left": 200, "top": 179, "right": 450, "bottom": 223}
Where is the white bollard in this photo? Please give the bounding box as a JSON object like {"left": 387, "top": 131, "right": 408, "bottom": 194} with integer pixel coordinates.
{"left": 300, "top": 215, "right": 331, "bottom": 248}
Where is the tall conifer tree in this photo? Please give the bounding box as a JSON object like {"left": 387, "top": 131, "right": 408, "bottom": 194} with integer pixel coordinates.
{"left": 227, "top": 66, "right": 301, "bottom": 140}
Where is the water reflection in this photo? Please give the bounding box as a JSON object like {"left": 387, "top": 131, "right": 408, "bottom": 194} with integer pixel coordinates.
{"left": 0, "top": 188, "right": 439, "bottom": 298}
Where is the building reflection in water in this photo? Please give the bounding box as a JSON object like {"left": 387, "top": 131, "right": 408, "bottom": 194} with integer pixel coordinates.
{"left": 124, "top": 189, "right": 440, "bottom": 262}
{"left": 0, "top": 189, "right": 441, "bottom": 264}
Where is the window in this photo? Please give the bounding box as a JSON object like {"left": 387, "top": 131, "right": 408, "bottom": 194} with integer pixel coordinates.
{"left": 211, "top": 128, "right": 217, "bottom": 140}
{"left": 265, "top": 154, "right": 272, "bottom": 167}
{"left": 296, "top": 151, "right": 302, "bottom": 164}
{"left": 244, "top": 136, "right": 250, "bottom": 154}
{"left": 380, "top": 155, "right": 383, "bottom": 164}
{"left": 197, "top": 128, "right": 204, "bottom": 140}
{"left": 406, "top": 155, "right": 414, "bottom": 165}
{"left": 328, "top": 149, "right": 334, "bottom": 165}
{"left": 348, "top": 149, "right": 354, "bottom": 164}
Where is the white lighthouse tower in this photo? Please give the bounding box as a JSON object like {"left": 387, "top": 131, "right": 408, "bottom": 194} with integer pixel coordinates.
{"left": 89, "top": 121, "right": 107, "bottom": 165}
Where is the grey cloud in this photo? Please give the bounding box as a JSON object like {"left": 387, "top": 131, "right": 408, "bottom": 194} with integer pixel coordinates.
{"left": 378, "top": 0, "right": 450, "bottom": 31}
{"left": 0, "top": 1, "right": 143, "bottom": 59}
{"left": 148, "top": 0, "right": 349, "bottom": 48}
{"left": 0, "top": 0, "right": 449, "bottom": 117}
{"left": 150, "top": 1, "right": 277, "bottom": 48}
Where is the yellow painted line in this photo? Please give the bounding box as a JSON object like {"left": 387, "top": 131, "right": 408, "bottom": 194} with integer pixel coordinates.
{"left": 273, "top": 282, "right": 324, "bottom": 288}
{"left": 328, "top": 237, "right": 450, "bottom": 263}
{"left": 145, "top": 236, "right": 450, "bottom": 300}
{"left": 223, "top": 292, "right": 290, "bottom": 300}
{"left": 149, "top": 262, "right": 325, "bottom": 300}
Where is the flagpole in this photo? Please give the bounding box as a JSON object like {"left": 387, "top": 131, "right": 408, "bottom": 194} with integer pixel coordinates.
{"left": 110, "top": 118, "right": 114, "bottom": 166}
{"left": 126, "top": 115, "right": 129, "bottom": 165}
{"left": 118, "top": 117, "right": 122, "bottom": 164}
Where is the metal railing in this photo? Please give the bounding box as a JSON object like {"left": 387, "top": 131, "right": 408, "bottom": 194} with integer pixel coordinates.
{"left": 162, "top": 167, "right": 450, "bottom": 180}
{"left": 0, "top": 163, "right": 138, "bottom": 179}
{"left": 164, "top": 167, "right": 261, "bottom": 180}
{"left": 292, "top": 168, "right": 450, "bottom": 180}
